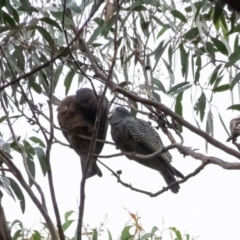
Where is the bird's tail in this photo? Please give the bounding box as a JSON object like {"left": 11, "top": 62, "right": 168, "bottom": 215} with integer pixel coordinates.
{"left": 159, "top": 160, "right": 184, "bottom": 194}
{"left": 80, "top": 154, "right": 102, "bottom": 179}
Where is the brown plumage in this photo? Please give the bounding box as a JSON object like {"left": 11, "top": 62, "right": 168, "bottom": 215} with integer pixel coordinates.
{"left": 57, "top": 88, "right": 109, "bottom": 179}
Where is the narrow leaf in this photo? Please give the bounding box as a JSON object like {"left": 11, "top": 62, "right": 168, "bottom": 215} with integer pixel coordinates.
{"left": 35, "top": 147, "right": 48, "bottom": 176}
{"left": 230, "top": 72, "right": 240, "bottom": 90}
{"left": 29, "top": 136, "right": 46, "bottom": 148}
{"left": 171, "top": 10, "right": 187, "bottom": 22}
{"left": 227, "top": 104, "right": 240, "bottom": 111}
{"left": 64, "top": 70, "right": 75, "bottom": 96}
{"left": 211, "top": 37, "right": 228, "bottom": 55}
{"left": 9, "top": 177, "right": 25, "bottom": 213}
{"left": 213, "top": 84, "right": 230, "bottom": 92}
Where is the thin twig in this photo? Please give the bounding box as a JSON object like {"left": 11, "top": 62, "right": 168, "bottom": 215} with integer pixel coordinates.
{"left": 45, "top": 47, "right": 65, "bottom": 239}
{"left": 98, "top": 159, "right": 208, "bottom": 197}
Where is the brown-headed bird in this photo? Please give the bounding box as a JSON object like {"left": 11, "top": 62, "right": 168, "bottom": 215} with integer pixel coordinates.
{"left": 57, "top": 88, "right": 109, "bottom": 179}
{"left": 108, "top": 107, "right": 184, "bottom": 193}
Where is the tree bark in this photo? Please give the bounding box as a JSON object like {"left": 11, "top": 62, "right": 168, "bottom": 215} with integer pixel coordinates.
{"left": 0, "top": 200, "right": 11, "bottom": 240}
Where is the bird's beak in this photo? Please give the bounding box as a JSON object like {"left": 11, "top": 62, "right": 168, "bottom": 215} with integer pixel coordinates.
{"left": 108, "top": 108, "right": 116, "bottom": 119}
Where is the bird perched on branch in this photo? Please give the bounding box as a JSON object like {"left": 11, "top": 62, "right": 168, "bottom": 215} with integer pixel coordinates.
{"left": 57, "top": 88, "right": 109, "bottom": 179}
{"left": 108, "top": 107, "right": 184, "bottom": 193}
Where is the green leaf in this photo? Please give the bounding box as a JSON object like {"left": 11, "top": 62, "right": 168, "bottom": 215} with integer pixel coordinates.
{"left": 35, "top": 26, "right": 54, "bottom": 46}
{"left": 227, "top": 104, "right": 240, "bottom": 111}
{"left": 127, "top": 0, "right": 145, "bottom": 10}
{"left": 23, "top": 140, "right": 35, "bottom": 156}
{"left": 175, "top": 92, "right": 183, "bottom": 117}
{"left": 152, "top": 78, "right": 166, "bottom": 93}
{"left": 53, "top": 65, "right": 63, "bottom": 93}
{"left": 170, "top": 227, "right": 182, "bottom": 240}
{"left": 9, "top": 177, "right": 25, "bottom": 213}
{"left": 168, "top": 45, "right": 173, "bottom": 67}
{"left": 12, "top": 230, "right": 21, "bottom": 240}
{"left": 0, "top": 116, "right": 6, "bottom": 123}
{"left": 0, "top": 25, "right": 15, "bottom": 34}
{"left": 163, "top": 58, "right": 174, "bottom": 85}
{"left": 194, "top": 56, "right": 201, "bottom": 83}
{"left": 211, "top": 37, "right": 228, "bottom": 56}
{"left": 175, "top": 93, "right": 183, "bottom": 132}
{"left": 92, "top": 229, "right": 98, "bottom": 240}
{"left": 66, "top": 0, "right": 81, "bottom": 13}
{"left": 213, "top": 84, "right": 230, "bottom": 92}
{"left": 230, "top": 72, "right": 240, "bottom": 90}
{"left": 35, "top": 147, "right": 48, "bottom": 176}
{"left": 184, "top": 27, "right": 199, "bottom": 40}
{"left": 234, "top": 35, "right": 239, "bottom": 51}
{"left": 88, "top": 24, "right": 104, "bottom": 44}
{"left": 151, "top": 226, "right": 159, "bottom": 235}
{"left": 39, "top": 17, "right": 62, "bottom": 31}
{"left": 27, "top": 156, "right": 35, "bottom": 183}
{"left": 141, "top": 233, "right": 152, "bottom": 239}
{"left": 140, "top": 15, "right": 149, "bottom": 37}
{"left": 32, "top": 231, "right": 41, "bottom": 240}
{"left": 156, "top": 27, "right": 168, "bottom": 38}
{"left": 152, "top": 16, "right": 170, "bottom": 28}
{"left": 19, "top": 0, "right": 32, "bottom": 15}
{"left": 179, "top": 44, "right": 188, "bottom": 77}
{"left": 62, "top": 220, "right": 74, "bottom": 232}
{"left": 168, "top": 82, "right": 191, "bottom": 95}
{"left": 2, "top": 10, "right": 16, "bottom": 26}
{"left": 213, "top": 0, "right": 224, "bottom": 24}
{"left": 170, "top": 10, "right": 187, "bottom": 23}
{"left": 225, "top": 47, "right": 240, "bottom": 68}
{"left": 141, "top": 0, "right": 160, "bottom": 7}
{"left": 153, "top": 91, "right": 161, "bottom": 102}
{"left": 107, "top": 229, "right": 113, "bottom": 240}
{"left": 208, "top": 64, "right": 222, "bottom": 85}
{"left": 11, "top": 6, "right": 20, "bottom": 23}
{"left": 151, "top": 40, "right": 167, "bottom": 70}
{"left": 29, "top": 80, "right": 42, "bottom": 94}
{"left": 64, "top": 70, "right": 75, "bottom": 96}
{"left": 206, "top": 110, "right": 214, "bottom": 136}
{"left": 206, "top": 42, "right": 215, "bottom": 60}
{"left": 79, "top": 0, "right": 94, "bottom": 11}
{"left": 195, "top": 92, "right": 206, "bottom": 122}
{"left": 29, "top": 136, "right": 46, "bottom": 148}
{"left": 1, "top": 176, "right": 10, "bottom": 188}
{"left": 120, "top": 226, "right": 133, "bottom": 240}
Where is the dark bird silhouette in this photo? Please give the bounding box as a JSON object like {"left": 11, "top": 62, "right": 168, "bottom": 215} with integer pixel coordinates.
{"left": 108, "top": 107, "right": 184, "bottom": 193}
{"left": 57, "top": 88, "right": 109, "bottom": 179}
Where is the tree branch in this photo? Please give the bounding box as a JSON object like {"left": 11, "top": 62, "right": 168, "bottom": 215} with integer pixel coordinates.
{"left": 98, "top": 159, "right": 208, "bottom": 197}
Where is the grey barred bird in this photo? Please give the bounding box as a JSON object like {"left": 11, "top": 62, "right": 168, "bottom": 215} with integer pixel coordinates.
{"left": 57, "top": 88, "right": 109, "bottom": 179}
{"left": 108, "top": 107, "right": 184, "bottom": 193}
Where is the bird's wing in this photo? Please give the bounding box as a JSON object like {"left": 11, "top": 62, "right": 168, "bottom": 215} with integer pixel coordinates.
{"left": 57, "top": 95, "right": 93, "bottom": 142}
{"left": 95, "top": 96, "right": 110, "bottom": 154}
{"left": 127, "top": 117, "right": 172, "bottom": 162}
{"left": 76, "top": 89, "right": 109, "bottom": 154}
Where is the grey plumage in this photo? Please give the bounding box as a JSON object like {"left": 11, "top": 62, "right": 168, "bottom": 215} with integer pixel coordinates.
{"left": 108, "top": 107, "right": 184, "bottom": 193}
{"left": 57, "top": 88, "right": 109, "bottom": 179}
